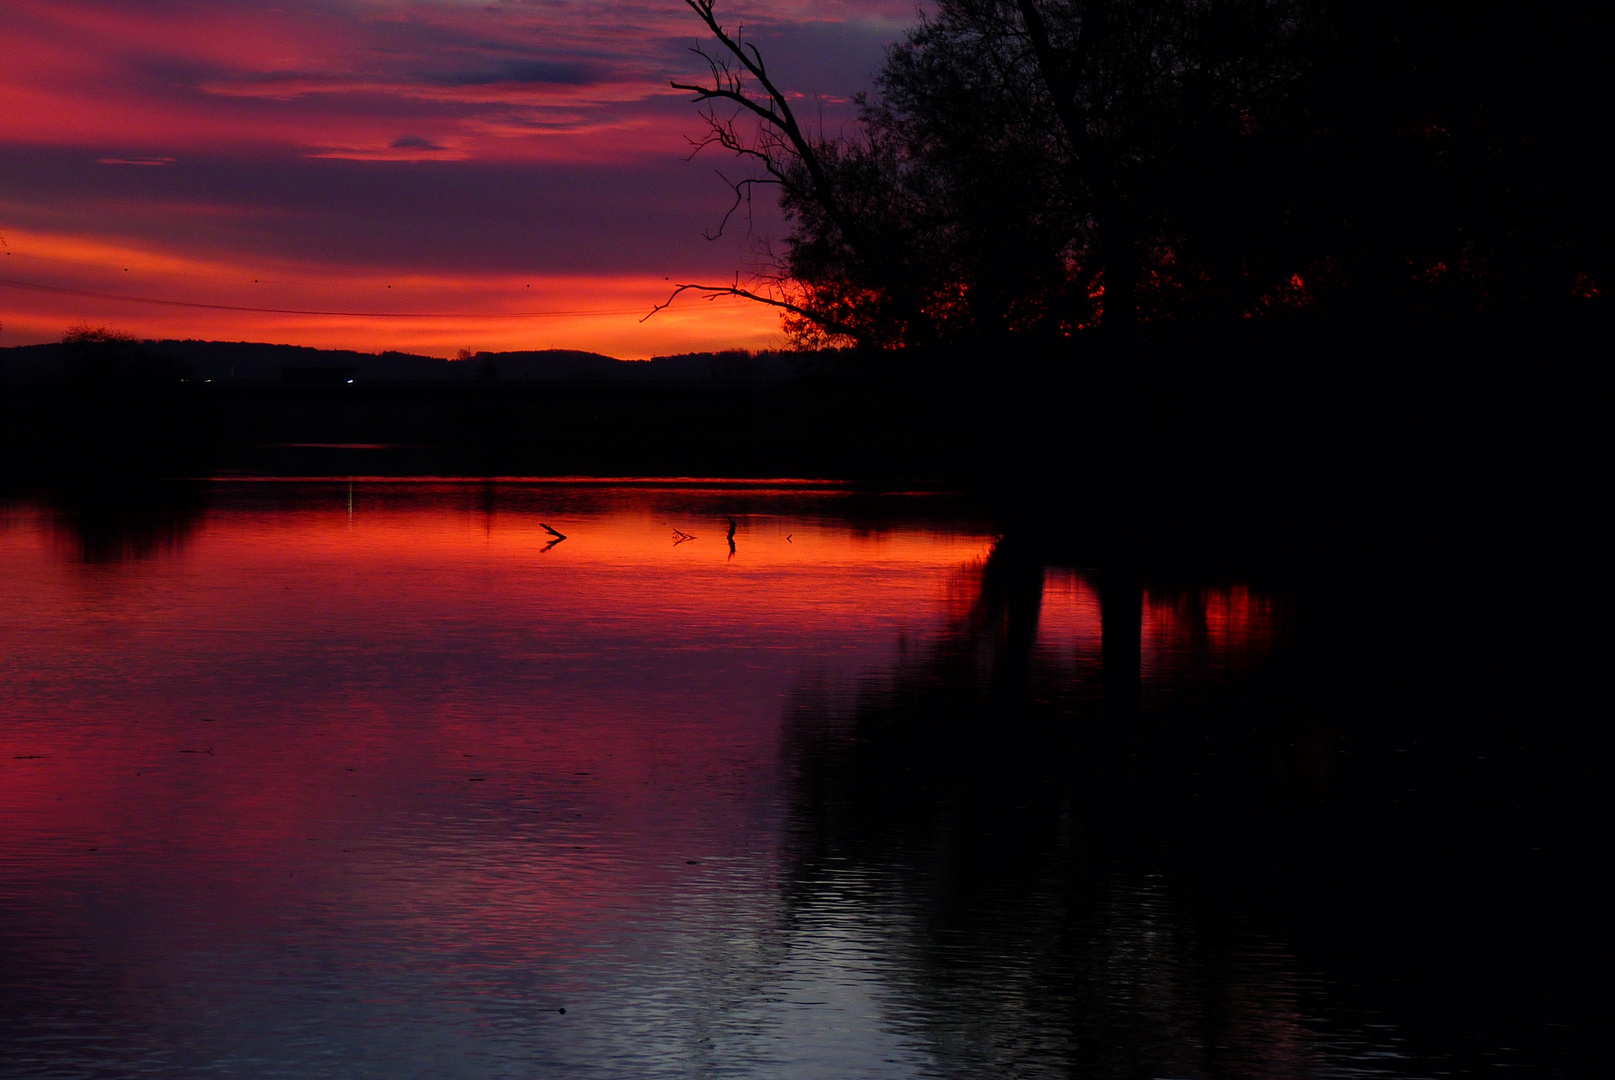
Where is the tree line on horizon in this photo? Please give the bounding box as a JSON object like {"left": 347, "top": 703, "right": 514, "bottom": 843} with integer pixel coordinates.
{"left": 662, "top": 0, "right": 1607, "bottom": 353}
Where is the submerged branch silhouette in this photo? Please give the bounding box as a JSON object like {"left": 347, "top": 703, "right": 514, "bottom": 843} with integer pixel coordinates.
{"left": 539, "top": 523, "right": 568, "bottom": 553}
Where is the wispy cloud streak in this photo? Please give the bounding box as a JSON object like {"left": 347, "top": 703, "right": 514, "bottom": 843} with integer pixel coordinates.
{"left": 0, "top": 0, "right": 913, "bottom": 352}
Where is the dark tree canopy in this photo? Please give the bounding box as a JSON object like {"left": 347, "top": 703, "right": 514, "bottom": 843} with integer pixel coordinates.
{"left": 861, "top": 0, "right": 1325, "bottom": 339}
{"left": 665, "top": 0, "right": 1607, "bottom": 352}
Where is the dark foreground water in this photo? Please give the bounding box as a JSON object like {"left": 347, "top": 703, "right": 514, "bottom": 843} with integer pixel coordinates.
{"left": 0, "top": 482, "right": 1588, "bottom": 1078}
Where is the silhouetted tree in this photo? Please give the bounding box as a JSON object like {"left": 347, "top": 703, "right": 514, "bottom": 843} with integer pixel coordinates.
{"left": 656, "top": 0, "right": 921, "bottom": 348}
{"left": 62, "top": 324, "right": 189, "bottom": 386}
{"left": 666, "top": 0, "right": 1607, "bottom": 350}
{"left": 666, "top": 0, "right": 1322, "bottom": 348}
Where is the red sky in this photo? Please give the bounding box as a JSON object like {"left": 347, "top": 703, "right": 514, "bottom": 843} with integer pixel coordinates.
{"left": 0, "top": 0, "right": 915, "bottom": 357}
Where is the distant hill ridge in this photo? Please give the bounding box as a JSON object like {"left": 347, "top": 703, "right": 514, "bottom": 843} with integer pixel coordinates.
{"left": 0, "top": 340, "right": 821, "bottom": 383}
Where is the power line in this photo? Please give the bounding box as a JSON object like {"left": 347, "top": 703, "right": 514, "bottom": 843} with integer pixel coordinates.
{"left": 0, "top": 276, "right": 645, "bottom": 319}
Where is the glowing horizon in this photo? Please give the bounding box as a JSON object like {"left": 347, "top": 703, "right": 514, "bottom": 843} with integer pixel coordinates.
{"left": 0, "top": 0, "right": 914, "bottom": 357}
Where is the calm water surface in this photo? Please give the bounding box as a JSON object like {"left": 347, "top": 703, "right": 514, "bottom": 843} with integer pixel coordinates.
{"left": 0, "top": 483, "right": 1582, "bottom": 1078}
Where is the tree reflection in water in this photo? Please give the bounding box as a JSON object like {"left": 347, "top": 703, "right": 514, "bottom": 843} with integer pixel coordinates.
{"left": 780, "top": 539, "right": 1414, "bottom": 1079}
{"left": 41, "top": 481, "right": 210, "bottom": 564}
{"left": 0, "top": 484, "right": 1583, "bottom": 1076}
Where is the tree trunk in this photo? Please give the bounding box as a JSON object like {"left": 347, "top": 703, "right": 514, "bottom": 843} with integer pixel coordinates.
{"left": 1100, "top": 569, "right": 1142, "bottom": 715}
{"left": 1095, "top": 190, "right": 1140, "bottom": 337}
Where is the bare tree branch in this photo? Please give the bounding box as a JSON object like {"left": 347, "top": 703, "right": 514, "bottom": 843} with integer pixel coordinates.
{"left": 644, "top": 1, "right": 888, "bottom": 342}
{"left": 672, "top": 0, "right": 859, "bottom": 245}
{"left": 704, "top": 172, "right": 778, "bottom": 241}
{"left": 642, "top": 280, "right": 859, "bottom": 341}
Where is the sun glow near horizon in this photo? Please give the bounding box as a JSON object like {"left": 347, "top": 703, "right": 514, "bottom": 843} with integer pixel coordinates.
{"left": 0, "top": 0, "right": 907, "bottom": 355}
{"left": 0, "top": 227, "right": 785, "bottom": 356}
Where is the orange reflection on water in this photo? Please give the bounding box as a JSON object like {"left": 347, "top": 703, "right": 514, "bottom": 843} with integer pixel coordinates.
{"left": 1036, "top": 569, "right": 1104, "bottom": 667}
{"left": 1143, "top": 584, "right": 1279, "bottom": 685}
{"left": 1031, "top": 570, "right": 1279, "bottom": 696}
{"left": 0, "top": 486, "right": 994, "bottom": 949}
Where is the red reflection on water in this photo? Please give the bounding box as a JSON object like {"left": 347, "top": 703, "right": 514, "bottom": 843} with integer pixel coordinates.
{"left": 1032, "top": 570, "right": 1277, "bottom": 695}
{"left": 1036, "top": 569, "right": 1104, "bottom": 668}
{"left": 0, "top": 490, "right": 993, "bottom": 953}
{"left": 1143, "top": 584, "right": 1279, "bottom": 685}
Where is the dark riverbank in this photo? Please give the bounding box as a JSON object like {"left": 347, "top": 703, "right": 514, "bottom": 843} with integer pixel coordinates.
{"left": 1, "top": 318, "right": 1598, "bottom": 569}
